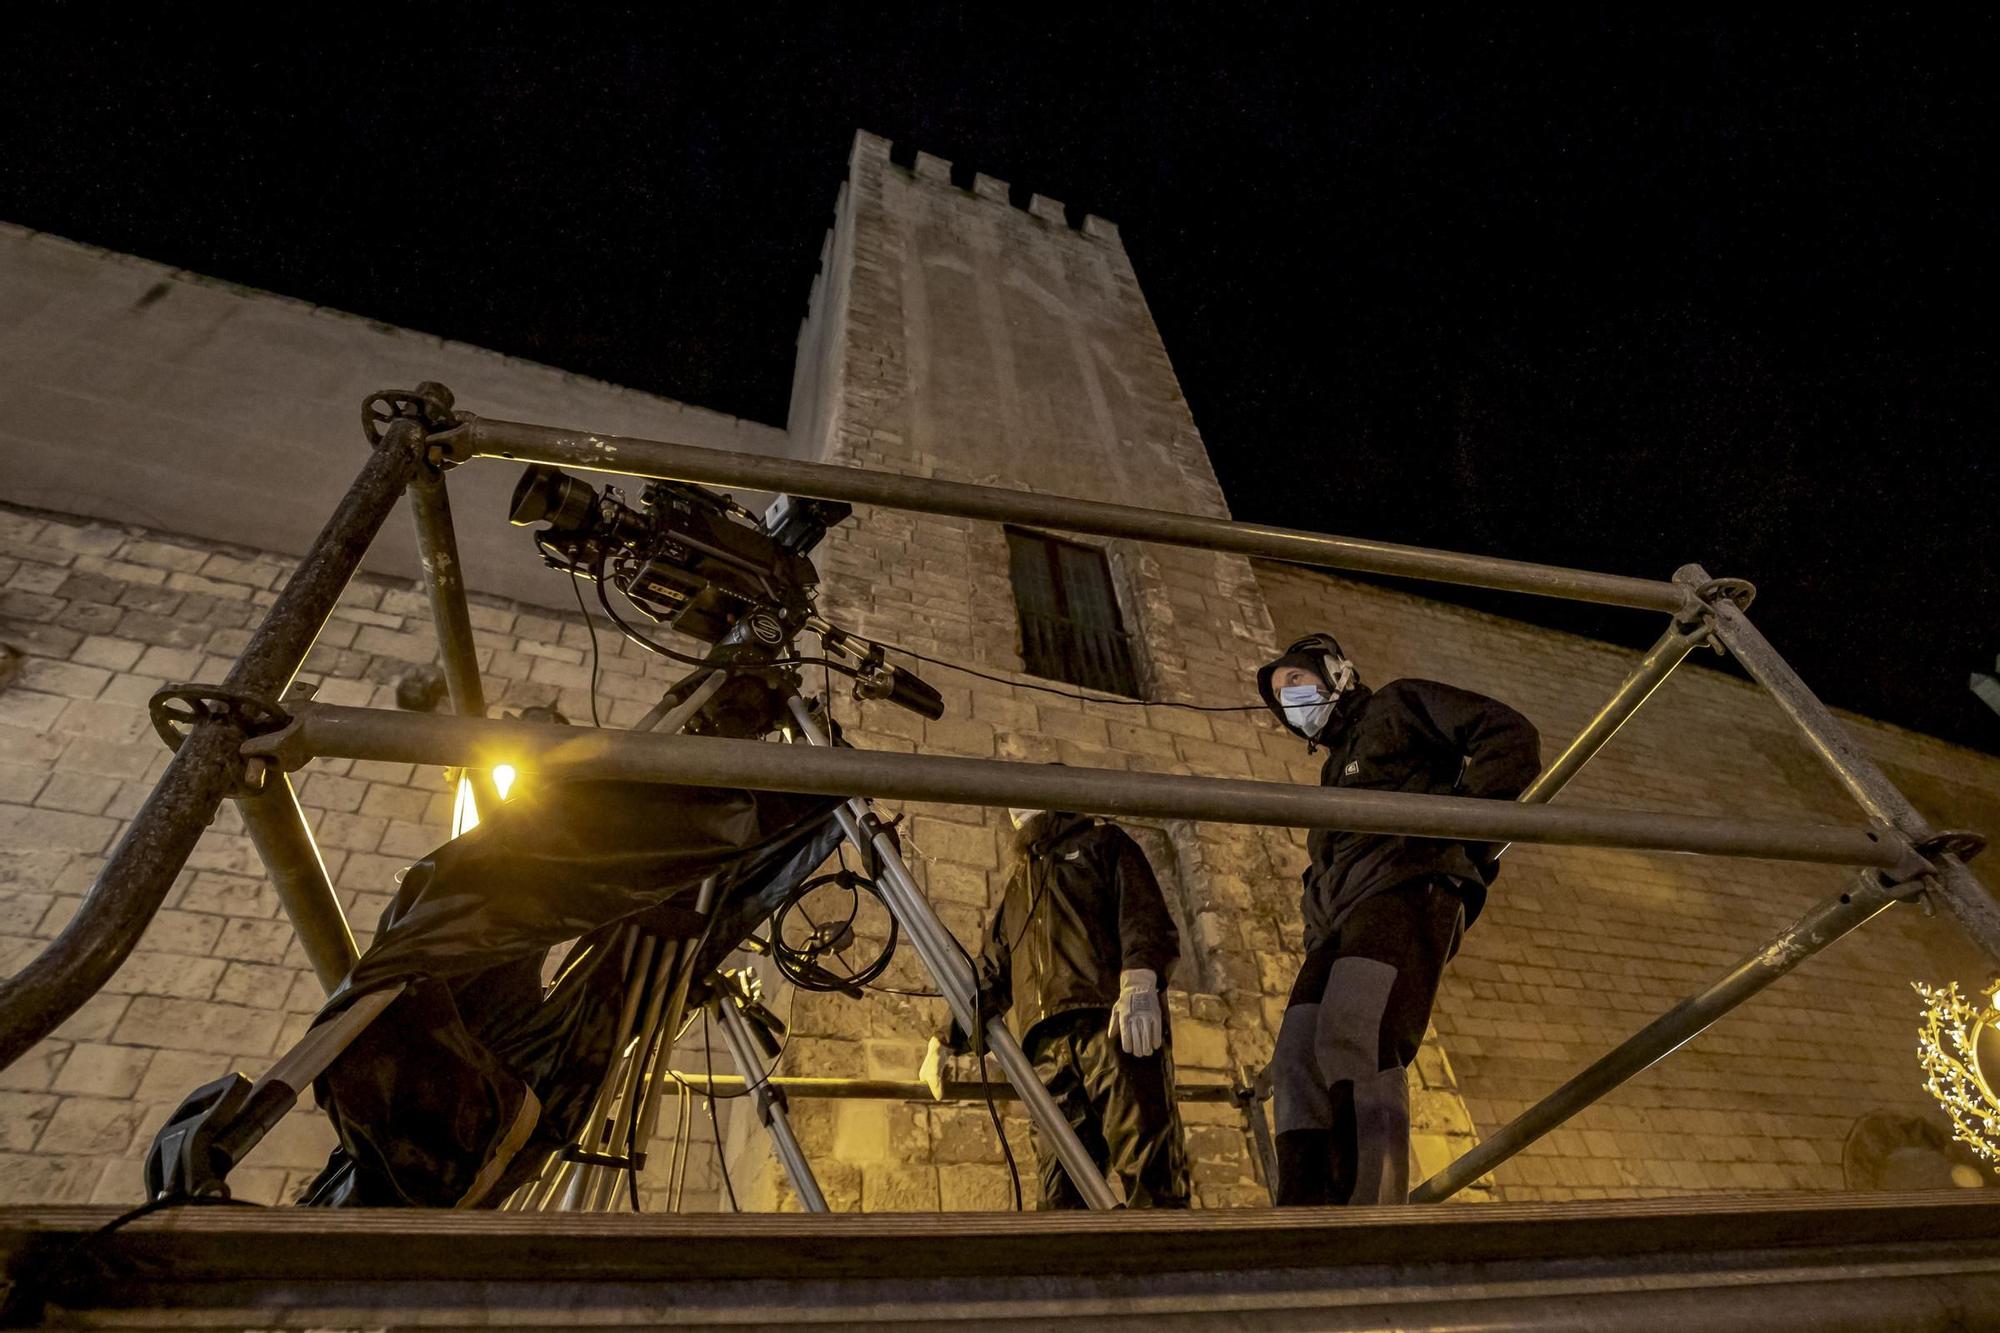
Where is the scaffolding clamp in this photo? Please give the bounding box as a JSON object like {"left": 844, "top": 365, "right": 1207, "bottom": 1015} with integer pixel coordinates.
{"left": 238, "top": 702, "right": 320, "bottom": 774}
{"left": 1866, "top": 829, "right": 1988, "bottom": 914}
{"left": 1676, "top": 575, "right": 1757, "bottom": 654}
{"left": 148, "top": 684, "right": 294, "bottom": 796}
{"left": 362, "top": 381, "right": 464, "bottom": 469}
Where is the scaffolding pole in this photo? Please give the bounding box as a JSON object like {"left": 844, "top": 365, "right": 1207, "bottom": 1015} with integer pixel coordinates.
{"left": 243, "top": 702, "right": 1915, "bottom": 871}
{"left": 1490, "top": 610, "right": 1716, "bottom": 860}
{"left": 662, "top": 1072, "right": 1243, "bottom": 1103}
{"left": 1680, "top": 564, "right": 2000, "bottom": 964}
{"left": 410, "top": 469, "right": 501, "bottom": 815}
{"left": 7, "top": 381, "right": 1984, "bottom": 1228}
{"left": 236, "top": 772, "right": 356, "bottom": 991}
{"left": 1409, "top": 865, "right": 1912, "bottom": 1202}
{"left": 455, "top": 416, "right": 1686, "bottom": 613}
{"left": 0, "top": 418, "right": 425, "bottom": 1069}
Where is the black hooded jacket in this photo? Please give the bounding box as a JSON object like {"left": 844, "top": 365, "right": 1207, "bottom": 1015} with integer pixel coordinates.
{"left": 1282, "top": 679, "right": 1541, "bottom": 950}
{"left": 947, "top": 813, "right": 1179, "bottom": 1051}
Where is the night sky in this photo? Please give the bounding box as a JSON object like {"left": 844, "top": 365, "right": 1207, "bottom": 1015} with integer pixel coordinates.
{"left": 4, "top": 10, "right": 1996, "bottom": 752}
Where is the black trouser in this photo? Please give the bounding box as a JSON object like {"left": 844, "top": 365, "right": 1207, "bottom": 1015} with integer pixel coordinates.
{"left": 1024, "top": 1009, "right": 1190, "bottom": 1209}
{"left": 1273, "top": 878, "right": 1465, "bottom": 1207}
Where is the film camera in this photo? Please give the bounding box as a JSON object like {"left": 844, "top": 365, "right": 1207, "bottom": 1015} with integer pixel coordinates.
{"left": 509, "top": 464, "right": 942, "bottom": 719}
{"left": 510, "top": 465, "right": 848, "bottom": 645}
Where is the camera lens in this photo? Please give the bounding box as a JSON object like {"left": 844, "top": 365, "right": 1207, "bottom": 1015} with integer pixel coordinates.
{"left": 509, "top": 466, "right": 598, "bottom": 530}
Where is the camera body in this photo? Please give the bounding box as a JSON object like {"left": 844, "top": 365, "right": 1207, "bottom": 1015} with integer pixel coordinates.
{"left": 510, "top": 465, "right": 851, "bottom": 644}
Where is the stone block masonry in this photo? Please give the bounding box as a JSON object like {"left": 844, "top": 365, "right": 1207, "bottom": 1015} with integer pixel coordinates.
{"left": 0, "top": 503, "right": 736, "bottom": 1208}
{"left": 1256, "top": 560, "right": 2000, "bottom": 1200}
{"left": 764, "top": 131, "right": 1490, "bottom": 1211}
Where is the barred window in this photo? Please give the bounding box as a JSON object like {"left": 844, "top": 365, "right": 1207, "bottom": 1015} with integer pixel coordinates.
{"left": 1005, "top": 528, "right": 1141, "bottom": 697}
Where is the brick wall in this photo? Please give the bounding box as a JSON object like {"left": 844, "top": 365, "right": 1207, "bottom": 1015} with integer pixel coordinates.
{"left": 1256, "top": 561, "right": 2000, "bottom": 1199}
{"left": 0, "top": 504, "right": 738, "bottom": 1208}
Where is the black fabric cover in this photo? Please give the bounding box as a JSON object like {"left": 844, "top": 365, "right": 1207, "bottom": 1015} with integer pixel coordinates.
{"left": 299, "top": 776, "right": 844, "bottom": 1207}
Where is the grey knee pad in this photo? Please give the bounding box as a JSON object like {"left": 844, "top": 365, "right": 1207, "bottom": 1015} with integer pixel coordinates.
{"left": 1273, "top": 1002, "right": 1331, "bottom": 1134}
{"left": 1314, "top": 956, "right": 1398, "bottom": 1086}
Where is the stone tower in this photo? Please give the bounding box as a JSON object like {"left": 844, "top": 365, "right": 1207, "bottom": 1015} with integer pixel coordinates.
{"left": 735, "top": 130, "right": 1484, "bottom": 1209}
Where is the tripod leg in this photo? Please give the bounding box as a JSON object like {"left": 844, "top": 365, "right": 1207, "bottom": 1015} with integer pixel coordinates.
{"left": 587, "top": 939, "right": 681, "bottom": 1212}
{"left": 629, "top": 877, "right": 720, "bottom": 1178}
{"left": 712, "top": 983, "right": 830, "bottom": 1212}
{"left": 555, "top": 929, "right": 652, "bottom": 1210}
{"left": 782, "top": 695, "right": 1119, "bottom": 1211}
{"left": 144, "top": 983, "right": 404, "bottom": 1201}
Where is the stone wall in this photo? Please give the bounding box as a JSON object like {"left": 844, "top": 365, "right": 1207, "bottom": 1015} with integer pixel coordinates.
{"left": 0, "top": 504, "right": 739, "bottom": 1208}
{"left": 1256, "top": 560, "right": 2000, "bottom": 1199}
{"left": 749, "top": 131, "right": 1487, "bottom": 1211}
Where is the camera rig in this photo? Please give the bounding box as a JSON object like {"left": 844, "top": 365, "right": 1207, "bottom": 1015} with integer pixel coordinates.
{"left": 509, "top": 464, "right": 942, "bottom": 721}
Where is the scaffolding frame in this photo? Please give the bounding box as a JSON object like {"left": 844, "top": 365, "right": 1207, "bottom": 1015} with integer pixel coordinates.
{"left": 1, "top": 382, "right": 1991, "bottom": 1206}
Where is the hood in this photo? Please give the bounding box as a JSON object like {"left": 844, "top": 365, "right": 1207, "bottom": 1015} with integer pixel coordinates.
{"left": 1012, "top": 809, "right": 1091, "bottom": 856}
{"left": 1257, "top": 632, "right": 1362, "bottom": 741}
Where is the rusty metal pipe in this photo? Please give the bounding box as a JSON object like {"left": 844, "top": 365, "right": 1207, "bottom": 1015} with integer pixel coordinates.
{"left": 662, "top": 1072, "right": 1243, "bottom": 1103}
{"left": 237, "top": 773, "right": 356, "bottom": 992}
{"left": 249, "top": 703, "right": 1913, "bottom": 871}
{"left": 1409, "top": 867, "right": 1905, "bottom": 1202}
{"left": 460, "top": 415, "right": 1686, "bottom": 614}
{"left": 410, "top": 472, "right": 500, "bottom": 816}
{"left": 0, "top": 424, "right": 422, "bottom": 1071}
{"left": 1491, "top": 614, "right": 1713, "bottom": 861}
{"left": 1680, "top": 563, "right": 2000, "bottom": 964}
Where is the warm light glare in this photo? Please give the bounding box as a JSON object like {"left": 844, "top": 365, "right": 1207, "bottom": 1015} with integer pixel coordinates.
{"left": 450, "top": 766, "right": 518, "bottom": 839}
{"left": 451, "top": 774, "right": 480, "bottom": 838}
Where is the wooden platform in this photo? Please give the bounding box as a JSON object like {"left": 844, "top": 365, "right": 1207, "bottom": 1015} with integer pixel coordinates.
{"left": 5, "top": 1191, "right": 1999, "bottom": 1329}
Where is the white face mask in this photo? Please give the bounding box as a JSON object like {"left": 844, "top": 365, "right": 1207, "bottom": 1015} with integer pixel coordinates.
{"left": 1278, "top": 683, "right": 1335, "bottom": 738}
{"left": 1009, "top": 808, "right": 1044, "bottom": 830}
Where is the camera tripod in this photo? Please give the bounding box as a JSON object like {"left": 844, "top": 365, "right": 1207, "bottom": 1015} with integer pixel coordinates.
{"left": 505, "top": 644, "right": 1119, "bottom": 1213}
{"left": 146, "top": 627, "right": 1119, "bottom": 1213}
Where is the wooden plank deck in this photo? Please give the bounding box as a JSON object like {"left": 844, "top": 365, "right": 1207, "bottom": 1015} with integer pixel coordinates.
{"left": 5, "top": 1191, "right": 1998, "bottom": 1328}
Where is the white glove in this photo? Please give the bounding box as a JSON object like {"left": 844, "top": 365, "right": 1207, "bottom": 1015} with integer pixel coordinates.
{"left": 918, "top": 1036, "right": 947, "bottom": 1101}
{"left": 1109, "top": 968, "right": 1162, "bottom": 1058}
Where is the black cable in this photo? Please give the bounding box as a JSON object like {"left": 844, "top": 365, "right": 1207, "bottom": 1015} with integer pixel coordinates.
{"left": 568, "top": 573, "right": 604, "bottom": 729}
{"left": 858, "top": 631, "right": 1280, "bottom": 713}
{"left": 593, "top": 563, "right": 721, "bottom": 669}
{"left": 703, "top": 1010, "right": 741, "bottom": 1212}
{"left": 50, "top": 1194, "right": 262, "bottom": 1297}
{"left": 944, "top": 930, "right": 1023, "bottom": 1211}
{"left": 671, "top": 1017, "right": 792, "bottom": 1101}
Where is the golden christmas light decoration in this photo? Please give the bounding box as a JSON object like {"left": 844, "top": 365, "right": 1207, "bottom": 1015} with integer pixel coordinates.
{"left": 1915, "top": 978, "right": 2000, "bottom": 1164}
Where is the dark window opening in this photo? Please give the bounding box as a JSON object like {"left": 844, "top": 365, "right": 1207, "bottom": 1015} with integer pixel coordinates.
{"left": 1005, "top": 528, "right": 1142, "bottom": 698}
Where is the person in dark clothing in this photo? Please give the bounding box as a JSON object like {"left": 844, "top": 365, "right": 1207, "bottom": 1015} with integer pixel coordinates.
{"left": 1258, "top": 632, "right": 1541, "bottom": 1206}
{"left": 921, "top": 809, "right": 1190, "bottom": 1209}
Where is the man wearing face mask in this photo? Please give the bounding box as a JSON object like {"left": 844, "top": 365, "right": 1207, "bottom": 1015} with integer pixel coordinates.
{"left": 1258, "top": 632, "right": 1541, "bottom": 1207}
{"left": 918, "top": 805, "right": 1189, "bottom": 1209}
